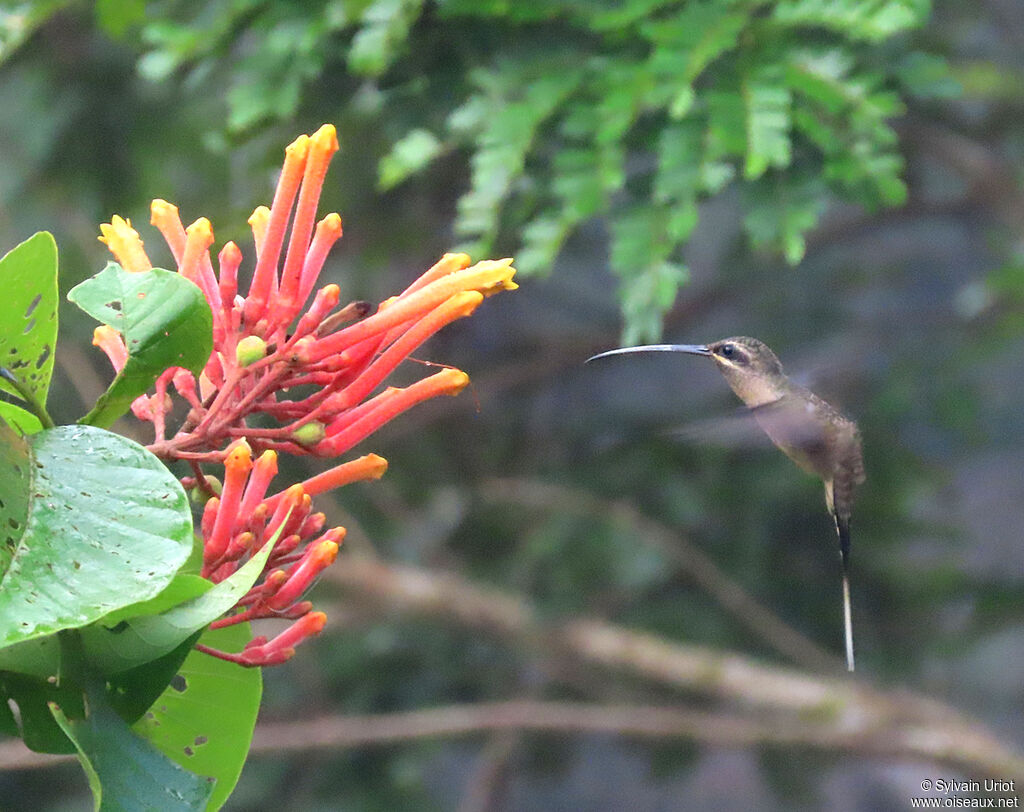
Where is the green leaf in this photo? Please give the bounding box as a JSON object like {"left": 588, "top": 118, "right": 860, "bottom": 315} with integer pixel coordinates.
{"left": 0, "top": 402, "right": 43, "bottom": 435}
{"left": 105, "top": 631, "right": 204, "bottom": 726}
{"left": 0, "top": 418, "right": 30, "bottom": 575}
{"left": 620, "top": 261, "right": 690, "bottom": 345}
{"left": 609, "top": 207, "right": 689, "bottom": 342}
{"left": 0, "top": 425, "right": 193, "bottom": 649}
{"left": 0, "top": 669, "right": 83, "bottom": 754}
{"left": 654, "top": 120, "right": 702, "bottom": 205}
{"left": 743, "top": 174, "right": 828, "bottom": 264}
{"left": 772, "top": 0, "right": 927, "bottom": 42}
{"left": 378, "top": 128, "right": 444, "bottom": 191}
{"left": 349, "top": 0, "right": 426, "bottom": 77}
{"left": 82, "top": 534, "right": 281, "bottom": 673}
{"left": 743, "top": 65, "right": 792, "bottom": 179}
{"left": 454, "top": 64, "right": 584, "bottom": 247}
{"left": 52, "top": 682, "right": 215, "bottom": 812}
{"left": 95, "top": 0, "right": 145, "bottom": 38}
{"left": 68, "top": 264, "right": 213, "bottom": 429}
{"left": 642, "top": 1, "right": 749, "bottom": 116}
{"left": 0, "top": 232, "right": 58, "bottom": 415}
{"left": 134, "top": 624, "right": 262, "bottom": 812}
{"left": 516, "top": 215, "right": 570, "bottom": 276}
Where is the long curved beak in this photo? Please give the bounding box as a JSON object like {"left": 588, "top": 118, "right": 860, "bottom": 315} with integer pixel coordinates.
{"left": 586, "top": 344, "right": 711, "bottom": 363}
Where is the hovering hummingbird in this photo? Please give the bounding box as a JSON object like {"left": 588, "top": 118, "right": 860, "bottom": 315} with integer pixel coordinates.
{"left": 588, "top": 337, "right": 865, "bottom": 672}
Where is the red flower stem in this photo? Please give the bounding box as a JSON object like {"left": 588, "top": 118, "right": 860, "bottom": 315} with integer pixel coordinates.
{"left": 194, "top": 366, "right": 246, "bottom": 437}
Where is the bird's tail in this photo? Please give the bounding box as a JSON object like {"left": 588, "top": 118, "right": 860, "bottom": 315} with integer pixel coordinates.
{"left": 835, "top": 514, "right": 855, "bottom": 672}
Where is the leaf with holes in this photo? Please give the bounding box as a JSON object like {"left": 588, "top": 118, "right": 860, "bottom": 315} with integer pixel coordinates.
{"left": 68, "top": 263, "right": 212, "bottom": 428}
{"left": 0, "top": 424, "right": 193, "bottom": 649}
{"left": 134, "top": 623, "right": 262, "bottom": 812}
{"left": 0, "top": 418, "right": 30, "bottom": 577}
{"left": 0, "top": 232, "right": 58, "bottom": 424}
{"left": 52, "top": 677, "right": 215, "bottom": 811}
{"left": 81, "top": 533, "right": 280, "bottom": 674}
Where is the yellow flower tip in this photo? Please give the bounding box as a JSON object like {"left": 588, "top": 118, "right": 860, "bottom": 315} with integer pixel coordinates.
{"left": 91, "top": 324, "right": 120, "bottom": 346}
{"left": 285, "top": 133, "right": 311, "bottom": 161}
{"left": 366, "top": 453, "right": 389, "bottom": 479}
{"left": 256, "top": 449, "right": 278, "bottom": 470}
{"left": 314, "top": 540, "right": 340, "bottom": 566}
{"left": 443, "top": 252, "right": 472, "bottom": 270}
{"left": 150, "top": 199, "right": 179, "bottom": 225}
{"left": 320, "top": 212, "right": 343, "bottom": 235}
{"left": 224, "top": 438, "right": 253, "bottom": 472}
{"left": 185, "top": 217, "right": 214, "bottom": 246}
{"left": 437, "top": 367, "right": 471, "bottom": 395}
{"left": 471, "top": 258, "right": 518, "bottom": 295}
{"left": 248, "top": 205, "right": 270, "bottom": 228}
{"left": 249, "top": 206, "right": 271, "bottom": 250}
{"left": 310, "top": 123, "right": 339, "bottom": 155}
{"left": 98, "top": 215, "right": 152, "bottom": 272}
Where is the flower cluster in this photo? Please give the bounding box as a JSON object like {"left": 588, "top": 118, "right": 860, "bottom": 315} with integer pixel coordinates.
{"left": 94, "top": 124, "right": 516, "bottom": 665}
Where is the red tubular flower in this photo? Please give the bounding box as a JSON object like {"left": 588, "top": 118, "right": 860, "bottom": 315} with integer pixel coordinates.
{"left": 96, "top": 124, "right": 514, "bottom": 462}
{"left": 93, "top": 124, "right": 516, "bottom": 668}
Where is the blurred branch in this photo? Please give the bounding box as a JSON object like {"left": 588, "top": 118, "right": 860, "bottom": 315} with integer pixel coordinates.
{"left": 457, "top": 731, "right": 520, "bottom": 812}
{"left": 477, "top": 477, "right": 843, "bottom": 674}
{"left": 4, "top": 691, "right": 1022, "bottom": 787}
{"left": 322, "top": 556, "right": 1024, "bottom": 783}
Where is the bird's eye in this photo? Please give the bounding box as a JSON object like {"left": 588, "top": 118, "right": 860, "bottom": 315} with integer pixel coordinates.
{"left": 719, "top": 344, "right": 735, "bottom": 358}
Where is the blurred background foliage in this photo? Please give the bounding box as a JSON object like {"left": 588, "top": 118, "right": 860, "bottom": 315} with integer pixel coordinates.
{"left": 1, "top": 0, "right": 1023, "bottom": 810}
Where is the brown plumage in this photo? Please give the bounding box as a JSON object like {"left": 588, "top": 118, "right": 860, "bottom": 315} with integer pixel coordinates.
{"left": 588, "top": 337, "right": 864, "bottom": 671}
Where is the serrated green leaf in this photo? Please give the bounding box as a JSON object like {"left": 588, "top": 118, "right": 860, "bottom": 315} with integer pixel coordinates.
{"left": 134, "top": 624, "right": 262, "bottom": 812}
{"left": 743, "top": 174, "right": 828, "bottom": 264}
{"left": 743, "top": 66, "right": 792, "bottom": 179}
{"left": 0, "top": 232, "right": 58, "bottom": 413}
{"left": 0, "top": 425, "right": 192, "bottom": 649}
{"left": 68, "top": 264, "right": 212, "bottom": 429}
{"left": 609, "top": 207, "right": 689, "bottom": 342}
{"left": 454, "top": 64, "right": 584, "bottom": 246}
{"left": 620, "top": 261, "right": 690, "bottom": 345}
{"left": 706, "top": 86, "right": 747, "bottom": 163}
{"left": 52, "top": 681, "right": 215, "bottom": 812}
{"left": 654, "top": 120, "right": 702, "bottom": 205}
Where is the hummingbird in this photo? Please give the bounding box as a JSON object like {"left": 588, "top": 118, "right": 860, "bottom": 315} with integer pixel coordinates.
{"left": 588, "top": 337, "right": 865, "bottom": 672}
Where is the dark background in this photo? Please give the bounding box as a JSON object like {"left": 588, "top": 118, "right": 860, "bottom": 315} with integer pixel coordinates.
{"left": 1, "top": 1, "right": 1022, "bottom": 809}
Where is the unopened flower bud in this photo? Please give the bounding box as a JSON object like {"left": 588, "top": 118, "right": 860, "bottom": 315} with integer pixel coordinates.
{"left": 188, "top": 475, "right": 222, "bottom": 503}
{"left": 235, "top": 335, "right": 268, "bottom": 367}
{"left": 291, "top": 421, "right": 326, "bottom": 446}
